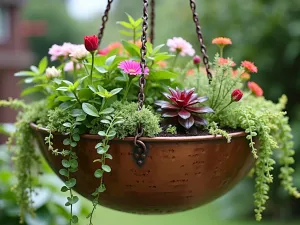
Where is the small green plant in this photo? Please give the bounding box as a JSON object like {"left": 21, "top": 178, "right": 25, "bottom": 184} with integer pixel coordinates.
{"left": 166, "top": 125, "right": 177, "bottom": 135}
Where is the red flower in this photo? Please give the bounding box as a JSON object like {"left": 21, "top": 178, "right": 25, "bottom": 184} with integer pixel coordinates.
{"left": 218, "top": 57, "right": 236, "bottom": 67}
{"left": 231, "top": 89, "right": 243, "bottom": 102}
{"left": 241, "top": 61, "right": 258, "bottom": 73}
{"left": 155, "top": 88, "right": 214, "bottom": 129}
{"left": 193, "top": 55, "right": 201, "bottom": 65}
{"left": 212, "top": 37, "right": 232, "bottom": 46}
{"left": 248, "top": 82, "right": 263, "bottom": 97}
{"left": 84, "top": 35, "right": 98, "bottom": 52}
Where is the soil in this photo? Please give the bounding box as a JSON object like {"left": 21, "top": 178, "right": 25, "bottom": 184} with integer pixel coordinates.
{"left": 157, "top": 126, "right": 244, "bottom": 137}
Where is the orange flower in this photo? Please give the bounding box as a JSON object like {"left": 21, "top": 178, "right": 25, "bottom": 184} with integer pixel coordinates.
{"left": 186, "top": 69, "right": 195, "bottom": 76}
{"left": 241, "top": 72, "right": 251, "bottom": 80}
{"left": 157, "top": 61, "right": 167, "bottom": 68}
{"left": 241, "top": 61, "right": 258, "bottom": 73}
{"left": 218, "top": 57, "right": 236, "bottom": 67}
{"left": 248, "top": 81, "right": 263, "bottom": 97}
{"left": 107, "top": 42, "right": 123, "bottom": 54}
{"left": 212, "top": 37, "right": 232, "bottom": 46}
{"left": 232, "top": 69, "right": 239, "bottom": 77}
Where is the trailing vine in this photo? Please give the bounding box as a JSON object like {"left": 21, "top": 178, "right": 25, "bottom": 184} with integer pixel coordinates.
{"left": 87, "top": 112, "right": 124, "bottom": 224}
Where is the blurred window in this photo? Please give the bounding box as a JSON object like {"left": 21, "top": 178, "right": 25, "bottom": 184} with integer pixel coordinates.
{"left": 0, "top": 7, "right": 10, "bottom": 44}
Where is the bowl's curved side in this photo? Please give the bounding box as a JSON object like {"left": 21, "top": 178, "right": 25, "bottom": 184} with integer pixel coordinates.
{"left": 31, "top": 124, "right": 255, "bottom": 214}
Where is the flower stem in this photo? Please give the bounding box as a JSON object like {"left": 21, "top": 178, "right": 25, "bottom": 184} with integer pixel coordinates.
{"left": 90, "top": 52, "right": 95, "bottom": 84}
{"left": 133, "top": 28, "right": 136, "bottom": 44}
{"left": 196, "top": 66, "right": 200, "bottom": 92}
{"left": 220, "top": 46, "right": 224, "bottom": 58}
{"left": 73, "top": 62, "right": 78, "bottom": 81}
{"left": 100, "top": 98, "right": 106, "bottom": 111}
{"left": 72, "top": 90, "right": 81, "bottom": 105}
{"left": 217, "top": 100, "right": 233, "bottom": 114}
{"left": 172, "top": 52, "right": 179, "bottom": 68}
{"left": 122, "top": 77, "right": 134, "bottom": 102}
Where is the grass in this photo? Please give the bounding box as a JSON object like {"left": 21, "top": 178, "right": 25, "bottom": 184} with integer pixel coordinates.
{"left": 80, "top": 200, "right": 300, "bottom": 225}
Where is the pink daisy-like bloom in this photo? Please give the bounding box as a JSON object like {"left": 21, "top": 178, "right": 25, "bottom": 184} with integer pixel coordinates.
{"left": 241, "top": 60, "right": 258, "bottom": 73}
{"left": 48, "top": 44, "right": 64, "bottom": 61}
{"left": 118, "top": 60, "right": 149, "bottom": 76}
{"left": 218, "top": 57, "right": 236, "bottom": 67}
{"left": 167, "top": 37, "right": 195, "bottom": 57}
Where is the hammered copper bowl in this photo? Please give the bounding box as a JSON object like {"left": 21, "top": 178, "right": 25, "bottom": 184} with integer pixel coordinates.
{"left": 30, "top": 123, "right": 255, "bottom": 214}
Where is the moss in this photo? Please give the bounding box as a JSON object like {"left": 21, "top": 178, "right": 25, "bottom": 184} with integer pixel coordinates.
{"left": 111, "top": 101, "right": 162, "bottom": 138}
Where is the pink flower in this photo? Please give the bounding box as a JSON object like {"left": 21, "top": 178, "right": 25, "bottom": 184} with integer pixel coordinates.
{"left": 167, "top": 37, "right": 195, "bottom": 56}
{"left": 98, "top": 48, "right": 109, "bottom": 56}
{"left": 64, "top": 61, "right": 83, "bottom": 72}
{"left": 48, "top": 43, "right": 76, "bottom": 61}
{"left": 218, "top": 57, "right": 236, "bottom": 67}
{"left": 241, "top": 61, "right": 258, "bottom": 73}
{"left": 193, "top": 55, "right": 201, "bottom": 65}
{"left": 118, "top": 60, "right": 149, "bottom": 76}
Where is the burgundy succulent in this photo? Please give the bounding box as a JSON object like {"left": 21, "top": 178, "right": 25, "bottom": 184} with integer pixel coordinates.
{"left": 155, "top": 87, "right": 214, "bottom": 129}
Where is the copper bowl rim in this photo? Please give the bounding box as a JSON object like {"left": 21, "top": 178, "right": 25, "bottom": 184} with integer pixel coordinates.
{"left": 30, "top": 122, "right": 247, "bottom": 143}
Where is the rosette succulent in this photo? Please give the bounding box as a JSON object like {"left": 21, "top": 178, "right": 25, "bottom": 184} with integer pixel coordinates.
{"left": 155, "top": 87, "right": 214, "bottom": 129}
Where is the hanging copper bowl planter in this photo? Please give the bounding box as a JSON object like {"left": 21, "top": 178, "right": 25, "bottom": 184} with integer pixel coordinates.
{"left": 31, "top": 123, "right": 255, "bottom": 214}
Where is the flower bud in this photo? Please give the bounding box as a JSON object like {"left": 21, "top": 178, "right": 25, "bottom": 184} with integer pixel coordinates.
{"left": 84, "top": 35, "right": 98, "bottom": 52}
{"left": 231, "top": 89, "right": 243, "bottom": 102}
{"left": 46, "top": 66, "right": 61, "bottom": 78}
{"left": 193, "top": 55, "right": 201, "bottom": 65}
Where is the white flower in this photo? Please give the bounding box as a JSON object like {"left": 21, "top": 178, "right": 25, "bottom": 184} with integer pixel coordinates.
{"left": 46, "top": 66, "right": 61, "bottom": 78}
{"left": 167, "top": 37, "right": 195, "bottom": 57}
{"left": 69, "top": 44, "right": 89, "bottom": 61}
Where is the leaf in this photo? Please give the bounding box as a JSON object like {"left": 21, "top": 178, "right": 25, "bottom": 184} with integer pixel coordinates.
{"left": 63, "top": 138, "right": 71, "bottom": 145}
{"left": 21, "top": 86, "right": 44, "bottom": 96}
{"left": 110, "top": 88, "right": 123, "bottom": 95}
{"left": 71, "top": 142, "right": 77, "bottom": 147}
{"left": 62, "top": 80, "right": 73, "bottom": 86}
{"left": 102, "top": 165, "right": 111, "bottom": 173}
{"left": 97, "top": 146, "right": 109, "bottom": 154}
{"left": 126, "top": 13, "right": 135, "bottom": 25}
{"left": 100, "top": 107, "right": 114, "bottom": 115}
{"left": 57, "top": 96, "right": 74, "bottom": 102}
{"left": 153, "top": 44, "right": 165, "bottom": 54}
{"left": 105, "top": 55, "right": 116, "bottom": 67}
{"left": 72, "top": 133, "right": 80, "bottom": 142}
{"left": 97, "top": 184, "right": 106, "bottom": 193}
{"left": 154, "top": 54, "right": 174, "bottom": 62}
{"left": 62, "top": 159, "right": 70, "bottom": 168}
{"left": 146, "top": 42, "right": 153, "bottom": 54}
{"left": 82, "top": 103, "right": 99, "bottom": 117}
{"left": 70, "top": 159, "right": 78, "bottom": 169}
{"left": 78, "top": 88, "right": 93, "bottom": 101}
{"left": 88, "top": 85, "right": 97, "bottom": 93}
{"left": 119, "top": 30, "right": 133, "bottom": 37}
{"left": 60, "top": 101, "right": 75, "bottom": 111}
{"left": 30, "top": 65, "right": 39, "bottom": 73}
{"left": 65, "top": 178, "right": 76, "bottom": 188}
{"left": 63, "top": 122, "right": 72, "bottom": 128}
{"left": 150, "top": 70, "right": 178, "bottom": 80}
{"left": 108, "top": 130, "right": 116, "bottom": 138}
{"left": 15, "top": 71, "right": 37, "bottom": 77}
{"left": 98, "top": 131, "right": 106, "bottom": 137}
{"left": 105, "top": 154, "right": 113, "bottom": 160}
{"left": 24, "top": 77, "right": 34, "bottom": 84}
{"left": 71, "top": 215, "right": 78, "bottom": 223}
{"left": 95, "top": 142, "right": 103, "bottom": 149}
{"left": 122, "top": 40, "right": 140, "bottom": 57}
{"left": 100, "top": 119, "right": 110, "bottom": 124}
{"left": 72, "top": 109, "right": 85, "bottom": 117}
{"left": 59, "top": 169, "right": 69, "bottom": 177}
{"left": 38, "top": 56, "right": 48, "bottom": 73}
{"left": 95, "top": 66, "right": 108, "bottom": 74}
{"left": 134, "top": 18, "right": 143, "bottom": 27}
{"left": 114, "top": 120, "right": 125, "bottom": 124}
{"left": 117, "top": 21, "right": 133, "bottom": 29}
{"left": 76, "top": 114, "right": 86, "bottom": 122}
{"left": 94, "top": 169, "right": 103, "bottom": 178}
{"left": 61, "top": 186, "right": 69, "bottom": 192}
{"left": 56, "top": 87, "right": 69, "bottom": 92}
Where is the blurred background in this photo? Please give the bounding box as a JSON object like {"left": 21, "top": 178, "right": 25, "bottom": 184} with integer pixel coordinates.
{"left": 0, "top": 0, "right": 299, "bottom": 224}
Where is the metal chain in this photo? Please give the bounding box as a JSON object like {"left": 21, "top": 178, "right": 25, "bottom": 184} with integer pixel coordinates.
{"left": 137, "top": 0, "right": 149, "bottom": 111}
{"left": 189, "top": 0, "right": 212, "bottom": 83}
{"left": 133, "top": 0, "right": 149, "bottom": 167}
{"left": 97, "top": 0, "right": 114, "bottom": 47}
{"left": 150, "top": 0, "right": 155, "bottom": 43}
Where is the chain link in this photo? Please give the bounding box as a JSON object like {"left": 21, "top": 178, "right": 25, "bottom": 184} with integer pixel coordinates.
{"left": 98, "top": 0, "right": 114, "bottom": 47}
{"left": 189, "top": 0, "right": 212, "bottom": 83}
{"left": 150, "top": 0, "right": 155, "bottom": 43}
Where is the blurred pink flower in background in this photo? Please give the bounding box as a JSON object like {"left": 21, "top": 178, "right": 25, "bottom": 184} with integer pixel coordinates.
{"left": 167, "top": 37, "right": 195, "bottom": 56}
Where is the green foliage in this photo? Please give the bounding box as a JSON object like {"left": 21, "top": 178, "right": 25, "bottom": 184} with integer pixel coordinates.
{"left": 88, "top": 112, "right": 124, "bottom": 225}
{"left": 110, "top": 101, "right": 162, "bottom": 138}
{"left": 166, "top": 125, "right": 177, "bottom": 135}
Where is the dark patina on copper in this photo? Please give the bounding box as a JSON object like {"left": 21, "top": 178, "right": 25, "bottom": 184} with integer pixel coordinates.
{"left": 31, "top": 123, "right": 255, "bottom": 214}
